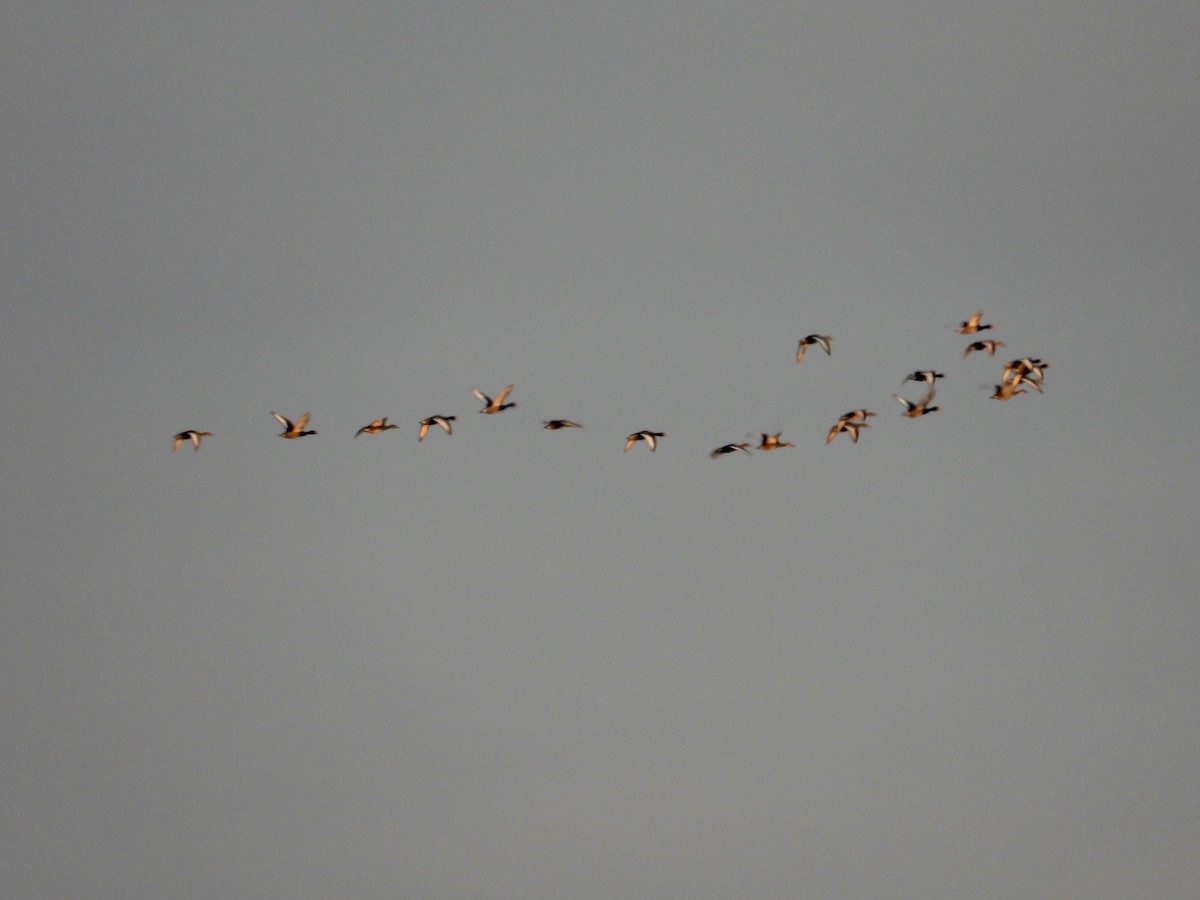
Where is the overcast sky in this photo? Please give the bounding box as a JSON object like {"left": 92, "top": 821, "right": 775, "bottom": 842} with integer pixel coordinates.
{"left": 3, "top": 2, "right": 1198, "bottom": 897}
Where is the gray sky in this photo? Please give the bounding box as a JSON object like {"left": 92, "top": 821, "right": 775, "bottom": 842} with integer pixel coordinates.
{"left": 3, "top": 2, "right": 1198, "bottom": 897}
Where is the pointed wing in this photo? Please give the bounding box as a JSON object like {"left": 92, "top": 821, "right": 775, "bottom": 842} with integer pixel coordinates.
{"left": 272, "top": 412, "right": 293, "bottom": 430}
{"left": 295, "top": 414, "right": 311, "bottom": 431}
{"left": 472, "top": 388, "right": 491, "bottom": 406}
{"left": 493, "top": 384, "right": 514, "bottom": 406}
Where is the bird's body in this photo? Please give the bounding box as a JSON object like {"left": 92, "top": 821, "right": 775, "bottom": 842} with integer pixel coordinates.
{"left": 757, "top": 432, "right": 794, "bottom": 451}
{"left": 354, "top": 417, "right": 397, "bottom": 438}
{"left": 827, "top": 420, "right": 868, "bottom": 444}
{"left": 1002, "top": 358, "right": 1049, "bottom": 389}
{"left": 473, "top": 385, "right": 516, "bottom": 414}
{"left": 625, "top": 431, "right": 665, "bottom": 452}
{"left": 989, "top": 382, "right": 1028, "bottom": 400}
{"left": 796, "top": 334, "right": 833, "bottom": 363}
{"left": 710, "top": 442, "right": 752, "bottom": 458}
{"left": 272, "top": 412, "right": 317, "bottom": 438}
{"left": 956, "top": 311, "right": 992, "bottom": 334}
{"left": 838, "top": 409, "right": 877, "bottom": 423}
{"left": 894, "top": 389, "right": 941, "bottom": 417}
{"left": 903, "top": 370, "right": 945, "bottom": 387}
{"left": 173, "top": 430, "right": 212, "bottom": 451}
{"left": 418, "top": 416, "right": 456, "bottom": 441}
{"left": 542, "top": 420, "right": 583, "bottom": 430}
{"left": 964, "top": 340, "right": 1005, "bottom": 358}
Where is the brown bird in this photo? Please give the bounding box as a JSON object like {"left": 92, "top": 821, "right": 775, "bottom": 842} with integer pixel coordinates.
{"left": 796, "top": 334, "right": 832, "bottom": 363}
{"left": 838, "top": 409, "right": 877, "bottom": 423}
{"left": 756, "top": 432, "right": 795, "bottom": 451}
{"left": 542, "top": 420, "right": 583, "bottom": 430}
{"left": 903, "top": 370, "right": 945, "bottom": 387}
{"left": 625, "top": 431, "right": 665, "bottom": 452}
{"left": 354, "top": 417, "right": 398, "bottom": 438}
{"left": 955, "top": 311, "right": 992, "bottom": 334}
{"left": 827, "top": 420, "right": 869, "bottom": 444}
{"left": 1002, "top": 358, "right": 1049, "bottom": 390}
{"left": 894, "top": 388, "right": 941, "bottom": 417}
{"left": 989, "top": 382, "right": 1027, "bottom": 400}
{"left": 172, "top": 430, "right": 212, "bottom": 451}
{"left": 710, "top": 442, "right": 752, "bottom": 458}
{"left": 418, "top": 416, "right": 456, "bottom": 441}
{"left": 472, "top": 385, "right": 516, "bottom": 414}
{"left": 964, "top": 340, "right": 1005, "bottom": 358}
{"left": 272, "top": 412, "right": 317, "bottom": 438}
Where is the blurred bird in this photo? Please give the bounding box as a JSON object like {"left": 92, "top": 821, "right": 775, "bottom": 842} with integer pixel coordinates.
{"left": 796, "top": 334, "right": 832, "bottom": 363}
{"left": 710, "top": 442, "right": 752, "bottom": 458}
{"left": 354, "top": 417, "right": 397, "bottom": 438}
{"left": 838, "top": 409, "right": 877, "bottom": 423}
{"left": 955, "top": 311, "right": 992, "bottom": 334}
{"left": 756, "top": 432, "right": 795, "bottom": 451}
{"left": 418, "top": 416, "right": 456, "bottom": 441}
{"left": 473, "top": 385, "right": 516, "bottom": 413}
{"left": 172, "top": 430, "right": 211, "bottom": 451}
{"left": 964, "top": 340, "right": 1005, "bottom": 358}
{"left": 989, "top": 382, "right": 1028, "bottom": 400}
{"left": 272, "top": 412, "right": 317, "bottom": 438}
{"left": 894, "top": 388, "right": 941, "bottom": 417}
{"left": 827, "top": 420, "right": 868, "bottom": 444}
{"left": 542, "top": 420, "right": 583, "bottom": 430}
{"left": 625, "top": 431, "right": 665, "bottom": 452}
{"left": 903, "top": 370, "right": 945, "bottom": 386}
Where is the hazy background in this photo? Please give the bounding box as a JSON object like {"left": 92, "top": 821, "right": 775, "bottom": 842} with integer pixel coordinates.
{"left": 3, "top": 2, "right": 1198, "bottom": 897}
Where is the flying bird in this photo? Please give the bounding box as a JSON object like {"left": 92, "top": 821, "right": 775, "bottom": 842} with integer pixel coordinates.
{"left": 964, "top": 340, "right": 1005, "bottom": 358}
{"left": 418, "top": 416, "right": 456, "bottom": 441}
{"left": 955, "top": 311, "right": 992, "bottom": 334}
{"left": 172, "top": 430, "right": 212, "bottom": 451}
{"left": 827, "top": 420, "right": 868, "bottom": 444}
{"left": 989, "top": 382, "right": 1028, "bottom": 400}
{"left": 354, "top": 417, "right": 398, "bottom": 438}
{"left": 272, "top": 412, "right": 317, "bottom": 438}
{"left": 625, "top": 431, "right": 665, "bottom": 452}
{"left": 756, "top": 432, "right": 795, "bottom": 451}
{"left": 710, "top": 442, "right": 752, "bottom": 458}
{"left": 894, "top": 388, "right": 941, "bottom": 417}
{"left": 796, "top": 334, "right": 832, "bottom": 363}
{"left": 838, "top": 409, "right": 877, "bottom": 423}
{"left": 542, "top": 420, "right": 583, "bottom": 430}
{"left": 472, "top": 385, "right": 516, "bottom": 414}
{"left": 902, "top": 370, "right": 945, "bottom": 386}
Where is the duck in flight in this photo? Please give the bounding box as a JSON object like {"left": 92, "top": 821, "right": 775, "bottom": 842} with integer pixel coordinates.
{"left": 796, "top": 334, "right": 832, "bottom": 363}
{"left": 625, "top": 431, "right": 665, "bottom": 452}
{"left": 272, "top": 412, "right": 317, "bottom": 438}
{"left": 418, "top": 416, "right": 456, "bottom": 441}
{"left": 902, "top": 370, "right": 945, "bottom": 387}
{"left": 354, "top": 417, "right": 398, "bottom": 438}
{"left": 964, "top": 340, "right": 1005, "bottom": 358}
{"left": 710, "top": 442, "right": 752, "bottom": 458}
{"left": 172, "top": 430, "right": 212, "bottom": 451}
{"left": 838, "top": 409, "right": 876, "bottom": 423}
{"left": 827, "top": 420, "right": 868, "bottom": 444}
{"left": 756, "top": 432, "right": 795, "bottom": 451}
{"left": 955, "top": 311, "right": 992, "bottom": 334}
{"left": 473, "top": 385, "right": 517, "bottom": 414}
{"left": 542, "top": 419, "right": 583, "bottom": 430}
{"left": 894, "top": 388, "right": 941, "bottom": 417}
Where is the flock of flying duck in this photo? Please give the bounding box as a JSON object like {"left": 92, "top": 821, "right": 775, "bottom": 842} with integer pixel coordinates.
{"left": 172, "top": 311, "right": 1048, "bottom": 455}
